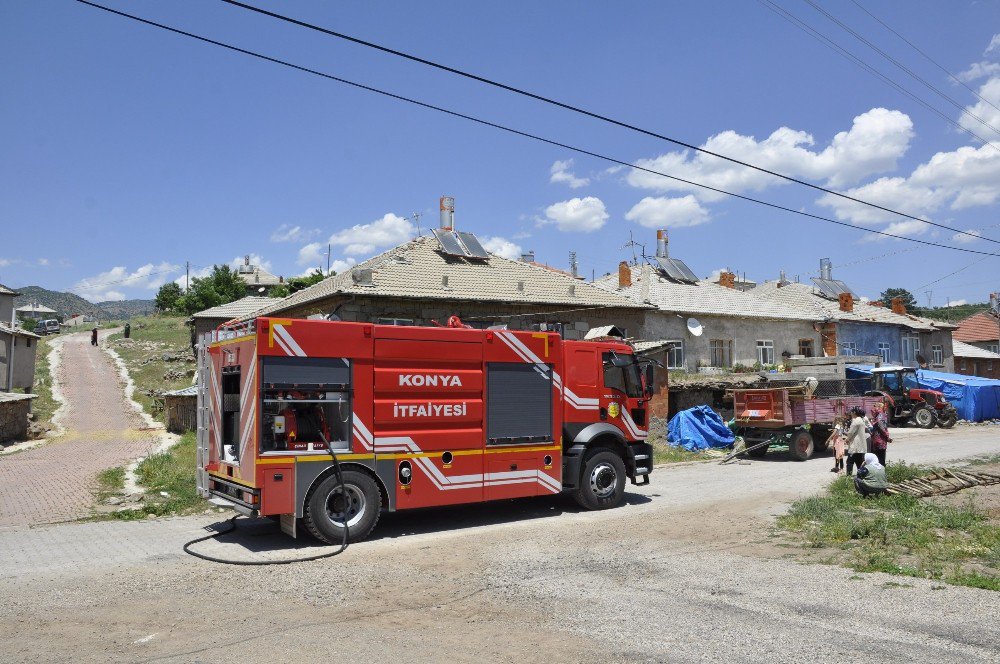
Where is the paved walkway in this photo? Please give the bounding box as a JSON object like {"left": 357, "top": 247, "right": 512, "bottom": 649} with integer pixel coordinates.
{"left": 0, "top": 331, "right": 162, "bottom": 530}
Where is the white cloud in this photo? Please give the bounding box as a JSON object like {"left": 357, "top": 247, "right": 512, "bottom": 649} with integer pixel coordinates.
{"left": 297, "top": 242, "right": 326, "bottom": 266}
{"left": 329, "top": 213, "right": 414, "bottom": 255}
{"left": 74, "top": 261, "right": 181, "bottom": 302}
{"left": 957, "top": 77, "right": 1000, "bottom": 139}
{"left": 625, "top": 195, "right": 710, "bottom": 229}
{"left": 297, "top": 258, "right": 355, "bottom": 277}
{"left": 956, "top": 61, "right": 1000, "bottom": 83}
{"left": 947, "top": 299, "right": 969, "bottom": 307}
{"left": 270, "top": 224, "right": 319, "bottom": 243}
{"left": 37, "top": 258, "right": 50, "bottom": 267}
{"left": 627, "top": 108, "right": 913, "bottom": 200}
{"left": 549, "top": 159, "right": 590, "bottom": 189}
{"left": 952, "top": 229, "right": 982, "bottom": 244}
{"left": 540, "top": 197, "right": 608, "bottom": 233}
{"left": 0, "top": 258, "right": 11, "bottom": 267}
{"left": 481, "top": 236, "right": 523, "bottom": 260}
{"left": 986, "top": 33, "right": 1000, "bottom": 54}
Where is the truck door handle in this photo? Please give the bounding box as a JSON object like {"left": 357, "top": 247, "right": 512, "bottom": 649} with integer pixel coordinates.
{"left": 600, "top": 408, "right": 608, "bottom": 421}
{"left": 509, "top": 463, "right": 518, "bottom": 471}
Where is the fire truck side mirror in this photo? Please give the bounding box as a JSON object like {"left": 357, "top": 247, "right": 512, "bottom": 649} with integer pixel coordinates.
{"left": 643, "top": 362, "right": 656, "bottom": 397}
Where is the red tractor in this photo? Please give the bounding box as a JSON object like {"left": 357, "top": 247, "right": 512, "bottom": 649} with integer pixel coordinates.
{"left": 866, "top": 367, "right": 957, "bottom": 429}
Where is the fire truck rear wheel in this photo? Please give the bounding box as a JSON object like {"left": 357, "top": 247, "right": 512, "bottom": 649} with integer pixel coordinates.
{"left": 573, "top": 449, "right": 626, "bottom": 511}
{"left": 304, "top": 470, "right": 382, "bottom": 544}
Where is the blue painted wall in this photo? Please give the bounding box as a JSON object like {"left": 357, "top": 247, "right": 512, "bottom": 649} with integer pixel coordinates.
{"left": 837, "top": 322, "right": 900, "bottom": 362}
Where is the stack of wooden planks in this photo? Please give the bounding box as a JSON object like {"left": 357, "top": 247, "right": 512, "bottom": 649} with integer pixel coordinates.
{"left": 886, "top": 468, "right": 1000, "bottom": 497}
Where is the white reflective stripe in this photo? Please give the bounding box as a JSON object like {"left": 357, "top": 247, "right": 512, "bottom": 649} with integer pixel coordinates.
{"left": 495, "top": 331, "right": 533, "bottom": 363}
{"left": 501, "top": 331, "right": 544, "bottom": 364}
{"left": 272, "top": 330, "right": 295, "bottom": 356}
{"left": 273, "top": 325, "right": 307, "bottom": 357}
{"left": 238, "top": 359, "right": 256, "bottom": 412}
{"left": 353, "top": 417, "right": 374, "bottom": 450}
{"left": 620, "top": 410, "right": 648, "bottom": 439}
{"left": 208, "top": 361, "right": 222, "bottom": 450}
{"left": 564, "top": 387, "right": 599, "bottom": 409}
{"left": 238, "top": 398, "right": 256, "bottom": 459}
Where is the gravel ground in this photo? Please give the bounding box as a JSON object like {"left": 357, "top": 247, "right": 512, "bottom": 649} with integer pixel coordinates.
{"left": 0, "top": 427, "right": 997, "bottom": 662}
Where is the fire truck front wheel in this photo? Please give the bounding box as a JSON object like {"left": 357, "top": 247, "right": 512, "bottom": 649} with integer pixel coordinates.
{"left": 573, "top": 449, "right": 627, "bottom": 511}
{"left": 304, "top": 470, "right": 382, "bottom": 544}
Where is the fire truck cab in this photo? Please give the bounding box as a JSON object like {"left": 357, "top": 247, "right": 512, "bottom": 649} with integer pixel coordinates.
{"left": 196, "top": 317, "right": 654, "bottom": 543}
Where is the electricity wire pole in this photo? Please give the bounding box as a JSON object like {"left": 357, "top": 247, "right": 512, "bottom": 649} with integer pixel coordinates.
{"left": 185, "top": 261, "right": 190, "bottom": 294}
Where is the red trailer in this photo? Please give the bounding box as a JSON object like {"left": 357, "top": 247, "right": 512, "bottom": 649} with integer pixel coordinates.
{"left": 196, "top": 317, "right": 655, "bottom": 542}
{"left": 732, "top": 387, "right": 883, "bottom": 461}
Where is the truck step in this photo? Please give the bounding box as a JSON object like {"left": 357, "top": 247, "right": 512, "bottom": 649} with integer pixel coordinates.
{"left": 634, "top": 454, "right": 650, "bottom": 461}
{"left": 635, "top": 466, "right": 650, "bottom": 475}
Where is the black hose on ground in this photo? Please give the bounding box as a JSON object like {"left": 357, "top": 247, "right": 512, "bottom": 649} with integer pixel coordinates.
{"left": 183, "top": 424, "right": 349, "bottom": 565}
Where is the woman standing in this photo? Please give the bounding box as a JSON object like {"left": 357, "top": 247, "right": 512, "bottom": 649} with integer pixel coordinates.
{"left": 844, "top": 407, "right": 868, "bottom": 477}
{"left": 869, "top": 402, "right": 892, "bottom": 467}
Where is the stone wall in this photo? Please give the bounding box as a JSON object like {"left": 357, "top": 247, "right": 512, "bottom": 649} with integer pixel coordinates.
{"left": 164, "top": 394, "right": 197, "bottom": 434}
{"left": 0, "top": 395, "right": 32, "bottom": 444}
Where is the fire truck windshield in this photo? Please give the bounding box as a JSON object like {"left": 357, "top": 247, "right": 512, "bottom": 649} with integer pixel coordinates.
{"left": 603, "top": 352, "right": 643, "bottom": 398}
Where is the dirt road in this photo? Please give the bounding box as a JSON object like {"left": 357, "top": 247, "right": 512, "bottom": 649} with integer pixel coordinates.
{"left": 0, "top": 426, "right": 997, "bottom": 662}
{"left": 0, "top": 331, "right": 161, "bottom": 529}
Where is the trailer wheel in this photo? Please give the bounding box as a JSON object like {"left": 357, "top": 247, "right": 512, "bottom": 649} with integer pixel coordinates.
{"left": 913, "top": 406, "right": 936, "bottom": 429}
{"left": 304, "top": 470, "right": 382, "bottom": 544}
{"left": 572, "top": 449, "right": 627, "bottom": 510}
{"left": 789, "top": 430, "right": 813, "bottom": 461}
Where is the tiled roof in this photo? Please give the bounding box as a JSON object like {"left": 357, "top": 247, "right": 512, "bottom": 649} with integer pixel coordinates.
{"left": 15, "top": 303, "right": 57, "bottom": 314}
{"left": 163, "top": 385, "right": 199, "bottom": 397}
{"left": 594, "top": 264, "right": 820, "bottom": 321}
{"left": 0, "top": 392, "right": 36, "bottom": 403}
{"left": 0, "top": 322, "right": 41, "bottom": 339}
{"left": 193, "top": 296, "right": 282, "bottom": 320}
{"left": 252, "top": 237, "right": 647, "bottom": 319}
{"left": 751, "top": 281, "right": 955, "bottom": 331}
{"left": 237, "top": 266, "right": 283, "bottom": 287}
{"left": 0, "top": 284, "right": 19, "bottom": 296}
{"left": 953, "top": 340, "right": 1000, "bottom": 360}
{"left": 954, "top": 311, "right": 999, "bottom": 343}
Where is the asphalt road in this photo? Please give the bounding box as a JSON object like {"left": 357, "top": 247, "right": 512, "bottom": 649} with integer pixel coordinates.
{"left": 0, "top": 426, "right": 997, "bottom": 662}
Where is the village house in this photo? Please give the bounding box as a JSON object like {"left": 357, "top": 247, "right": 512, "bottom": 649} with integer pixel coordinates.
{"left": 752, "top": 259, "right": 957, "bottom": 371}
{"left": 15, "top": 302, "right": 58, "bottom": 321}
{"left": 953, "top": 340, "right": 1000, "bottom": 379}
{"left": 0, "top": 284, "right": 40, "bottom": 393}
{"left": 235, "top": 255, "right": 285, "bottom": 295}
{"left": 593, "top": 231, "right": 825, "bottom": 373}
{"left": 245, "top": 231, "right": 648, "bottom": 336}
{"left": 953, "top": 310, "right": 999, "bottom": 355}
{"left": 190, "top": 295, "right": 281, "bottom": 344}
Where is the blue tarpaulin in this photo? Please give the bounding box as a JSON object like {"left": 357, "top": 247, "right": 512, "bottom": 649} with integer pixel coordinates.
{"left": 667, "top": 405, "right": 736, "bottom": 451}
{"left": 846, "top": 365, "right": 1000, "bottom": 422}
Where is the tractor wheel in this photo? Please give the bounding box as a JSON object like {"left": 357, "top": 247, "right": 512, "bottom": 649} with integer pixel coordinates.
{"left": 573, "top": 449, "right": 627, "bottom": 510}
{"left": 937, "top": 412, "right": 957, "bottom": 429}
{"left": 789, "top": 430, "right": 814, "bottom": 461}
{"left": 304, "top": 469, "right": 382, "bottom": 544}
{"left": 912, "top": 406, "right": 936, "bottom": 429}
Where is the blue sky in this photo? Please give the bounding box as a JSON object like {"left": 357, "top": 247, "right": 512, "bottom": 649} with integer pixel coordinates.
{"left": 2, "top": 0, "right": 999, "bottom": 307}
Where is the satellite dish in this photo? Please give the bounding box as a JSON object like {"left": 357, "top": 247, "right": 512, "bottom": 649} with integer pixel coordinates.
{"left": 686, "top": 317, "right": 704, "bottom": 337}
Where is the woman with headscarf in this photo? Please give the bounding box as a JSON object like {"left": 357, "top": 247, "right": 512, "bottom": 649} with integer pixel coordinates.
{"left": 844, "top": 407, "right": 868, "bottom": 477}
{"left": 869, "top": 401, "right": 892, "bottom": 467}
{"left": 854, "top": 452, "right": 888, "bottom": 497}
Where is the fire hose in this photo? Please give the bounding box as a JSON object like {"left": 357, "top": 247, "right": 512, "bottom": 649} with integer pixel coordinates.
{"left": 182, "top": 421, "right": 349, "bottom": 565}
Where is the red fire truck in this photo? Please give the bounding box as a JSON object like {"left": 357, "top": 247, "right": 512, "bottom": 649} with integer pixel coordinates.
{"left": 196, "top": 317, "right": 655, "bottom": 543}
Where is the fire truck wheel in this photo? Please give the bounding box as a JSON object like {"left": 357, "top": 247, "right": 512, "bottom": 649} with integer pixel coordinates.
{"left": 912, "top": 406, "right": 936, "bottom": 429}
{"left": 573, "top": 449, "right": 627, "bottom": 511}
{"left": 304, "top": 470, "right": 382, "bottom": 544}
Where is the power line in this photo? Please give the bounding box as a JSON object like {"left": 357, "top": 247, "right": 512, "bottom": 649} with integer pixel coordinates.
{"left": 73, "top": 0, "right": 1000, "bottom": 259}
{"left": 217, "top": 0, "right": 997, "bottom": 244}
{"left": 914, "top": 256, "right": 991, "bottom": 291}
{"left": 803, "top": 0, "right": 1000, "bottom": 138}
{"left": 72, "top": 264, "right": 187, "bottom": 291}
{"left": 848, "top": 0, "right": 1000, "bottom": 116}
{"left": 759, "top": 0, "right": 1000, "bottom": 155}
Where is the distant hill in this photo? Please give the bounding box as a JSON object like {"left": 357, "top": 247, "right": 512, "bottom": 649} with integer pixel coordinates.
{"left": 12, "top": 285, "right": 154, "bottom": 321}
{"left": 912, "top": 302, "right": 991, "bottom": 324}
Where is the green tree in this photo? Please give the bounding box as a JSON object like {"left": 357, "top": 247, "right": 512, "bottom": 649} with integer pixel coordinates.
{"left": 288, "top": 268, "right": 328, "bottom": 294}
{"left": 154, "top": 282, "right": 183, "bottom": 311}
{"left": 178, "top": 265, "right": 247, "bottom": 315}
{"left": 879, "top": 287, "right": 917, "bottom": 311}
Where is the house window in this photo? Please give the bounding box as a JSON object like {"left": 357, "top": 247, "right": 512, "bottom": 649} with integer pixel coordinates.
{"left": 798, "top": 339, "right": 814, "bottom": 358}
{"left": 989, "top": 344, "right": 1000, "bottom": 354}
{"left": 877, "top": 342, "right": 890, "bottom": 363}
{"left": 756, "top": 340, "right": 774, "bottom": 366}
{"left": 665, "top": 341, "right": 684, "bottom": 369}
{"left": 377, "top": 318, "right": 413, "bottom": 326}
{"left": 902, "top": 335, "right": 920, "bottom": 362}
{"left": 932, "top": 344, "right": 943, "bottom": 365}
{"left": 842, "top": 342, "right": 859, "bottom": 356}
{"left": 960, "top": 359, "right": 967, "bottom": 372}
{"left": 709, "top": 339, "right": 733, "bottom": 368}
{"left": 988, "top": 361, "right": 994, "bottom": 373}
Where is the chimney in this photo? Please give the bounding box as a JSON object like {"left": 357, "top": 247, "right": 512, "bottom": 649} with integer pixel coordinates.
{"left": 640, "top": 263, "right": 651, "bottom": 303}
{"left": 891, "top": 296, "right": 906, "bottom": 315}
{"left": 520, "top": 250, "right": 535, "bottom": 263}
{"left": 778, "top": 269, "right": 788, "bottom": 288}
{"left": 838, "top": 292, "right": 853, "bottom": 312}
{"left": 718, "top": 270, "right": 736, "bottom": 289}
{"left": 871, "top": 300, "right": 884, "bottom": 307}
{"left": 656, "top": 229, "right": 669, "bottom": 258}
{"left": 439, "top": 196, "right": 455, "bottom": 230}
{"left": 819, "top": 258, "right": 832, "bottom": 280}
{"left": 569, "top": 251, "right": 578, "bottom": 278}
{"left": 618, "top": 261, "right": 632, "bottom": 288}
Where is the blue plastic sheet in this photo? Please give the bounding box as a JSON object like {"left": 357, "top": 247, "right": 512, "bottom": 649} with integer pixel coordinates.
{"left": 846, "top": 365, "right": 1000, "bottom": 422}
{"left": 667, "top": 405, "right": 736, "bottom": 451}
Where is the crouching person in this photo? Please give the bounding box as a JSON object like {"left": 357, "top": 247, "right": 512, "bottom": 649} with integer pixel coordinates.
{"left": 854, "top": 452, "right": 888, "bottom": 498}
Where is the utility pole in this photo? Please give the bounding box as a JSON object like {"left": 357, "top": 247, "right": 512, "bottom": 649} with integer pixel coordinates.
{"left": 185, "top": 261, "right": 190, "bottom": 294}
{"left": 326, "top": 243, "right": 331, "bottom": 275}
{"left": 924, "top": 290, "right": 932, "bottom": 309}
